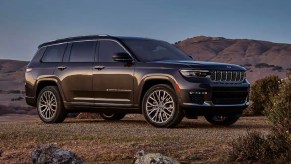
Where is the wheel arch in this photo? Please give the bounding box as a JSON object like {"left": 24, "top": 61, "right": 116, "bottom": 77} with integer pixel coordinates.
{"left": 35, "top": 78, "right": 66, "bottom": 103}
{"left": 138, "top": 75, "right": 181, "bottom": 109}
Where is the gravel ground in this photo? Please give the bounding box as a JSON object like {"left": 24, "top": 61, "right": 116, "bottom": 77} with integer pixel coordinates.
{"left": 0, "top": 115, "right": 271, "bottom": 163}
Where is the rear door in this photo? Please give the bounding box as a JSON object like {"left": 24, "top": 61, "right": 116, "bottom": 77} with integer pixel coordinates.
{"left": 55, "top": 41, "right": 97, "bottom": 103}
{"left": 93, "top": 39, "right": 135, "bottom": 105}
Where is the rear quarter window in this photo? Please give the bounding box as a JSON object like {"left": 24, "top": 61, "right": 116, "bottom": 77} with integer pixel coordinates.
{"left": 41, "top": 44, "right": 67, "bottom": 62}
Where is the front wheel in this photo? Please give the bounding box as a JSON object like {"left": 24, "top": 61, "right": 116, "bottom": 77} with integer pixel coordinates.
{"left": 100, "top": 113, "right": 126, "bottom": 120}
{"left": 142, "top": 84, "right": 184, "bottom": 128}
{"left": 204, "top": 114, "right": 241, "bottom": 126}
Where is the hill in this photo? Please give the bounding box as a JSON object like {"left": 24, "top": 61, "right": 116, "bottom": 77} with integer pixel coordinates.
{"left": 0, "top": 59, "right": 28, "bottom": 91}
{"left": 175, "top": 36, "right": 291, "bottom": 83}
{"left": 0, "top": 60, "right": 29, "bottom": 109}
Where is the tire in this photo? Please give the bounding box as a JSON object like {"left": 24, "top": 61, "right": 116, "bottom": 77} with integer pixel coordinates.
{"left": 142, "top": 84, "right": 184, "bottom": 128}
{"left": 100, "top": 113, "right": 126, "bottom": 120}
{"left": 37, "top": 86, "right": 67, "bottom": 123}
{"left": 204, "top": 114, "right": 241, "bottom": 126}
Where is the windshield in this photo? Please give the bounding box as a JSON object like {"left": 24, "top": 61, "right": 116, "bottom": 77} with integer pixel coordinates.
{"left": 122, "top": 39, "right": 192, "bottom": 62}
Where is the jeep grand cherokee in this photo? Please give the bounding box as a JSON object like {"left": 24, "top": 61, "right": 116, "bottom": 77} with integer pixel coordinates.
{"left": 25, "top": 35, "right": 249, "bottom": 128}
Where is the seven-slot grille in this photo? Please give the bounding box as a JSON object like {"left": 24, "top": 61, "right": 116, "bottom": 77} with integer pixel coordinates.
{"left": 210, "top": 71, "right": 245, "bottom": 83}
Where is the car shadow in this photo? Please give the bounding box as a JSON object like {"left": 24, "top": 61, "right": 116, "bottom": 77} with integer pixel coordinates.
{"left": 176, "top": 121, "right": 270, "bottom": 129}
{"left": 64, "top": 118, "right": 148, "bottom": 125}
{"left": 63, "top": 118, "right": 270, "bottom": 129}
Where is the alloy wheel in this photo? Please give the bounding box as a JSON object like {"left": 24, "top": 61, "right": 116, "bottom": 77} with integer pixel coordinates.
{"left": 38, "top": 91, "right": 57, "bottom": 120}
{"left": 145, "top": 89, "right": 175, "bottom": 124}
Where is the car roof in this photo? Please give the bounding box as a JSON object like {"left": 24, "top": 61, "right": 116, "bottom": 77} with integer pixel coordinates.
{"left": 38, "top": 35, "right": 156, "bottom": 48}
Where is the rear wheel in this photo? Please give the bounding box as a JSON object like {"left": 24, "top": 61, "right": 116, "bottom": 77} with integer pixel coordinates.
{"left": 37, "top": 86, "right": 67, "bottom": 123}
{"left": 204, "top": 114, "right": 240, "bottom": 126}
{"left": 100, "top": 113, "right": 126, "bottom": 120}
{"left": 142, "top": 84, "right": 184, "bottom": 128}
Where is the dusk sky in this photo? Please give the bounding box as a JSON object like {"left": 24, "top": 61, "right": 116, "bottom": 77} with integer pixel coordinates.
{"left": 0, "top": 0, "right": 291, "bottom": 61}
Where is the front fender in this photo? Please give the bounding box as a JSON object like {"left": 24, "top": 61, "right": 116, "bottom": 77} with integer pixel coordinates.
{"left": 137, "top": 73, "right": 182, "bottom": 106}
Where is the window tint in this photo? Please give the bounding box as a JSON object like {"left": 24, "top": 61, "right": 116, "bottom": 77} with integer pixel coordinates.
{"left": 122, "top": 39, "right": 192, "bottom": 62}
{"left": 99, "top": 40, "right": 127, "bottom": 62}
{"left": 41, "top": 44, "right": 67, "bottom": 62}
{"left": 69, "top": 41, "right": 96, "bottom": 62}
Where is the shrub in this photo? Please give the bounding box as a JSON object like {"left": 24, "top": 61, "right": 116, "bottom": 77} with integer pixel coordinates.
{"left": 229, "top": 78, "right": 291, "bottom": 163}
{"left": 249, "top": 75, "right": 280, "bottom": 115}
{"left": 264, "top": 78, "right": 291, "bottom": 135}
{"left": 272, "top": 66, "right": 283, "bottom": 72}
{"left": 228, "top": 131, "right": 267, "bottom": 162}
{"left": 229, "top": 131, "right": 291, "bottom": 163}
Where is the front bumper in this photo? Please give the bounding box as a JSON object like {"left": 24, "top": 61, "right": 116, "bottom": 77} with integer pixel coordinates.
{"left": 178, "top": 79, "right": 250, "bottom": 115}
{"left": 183, "top": 100, "right": 249, "bottom": 108}
{"left": 182, "top": 100, "right": 248, "bottom": 115}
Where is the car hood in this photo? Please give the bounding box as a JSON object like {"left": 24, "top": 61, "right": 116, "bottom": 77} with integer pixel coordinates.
{"left": 149, "top": 60, "right": 246, "bottom": 71}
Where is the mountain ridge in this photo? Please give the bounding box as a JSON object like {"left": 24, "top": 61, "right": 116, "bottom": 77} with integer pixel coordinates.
{"left": 175, "top": 36, "right": 291, "bottom": 83}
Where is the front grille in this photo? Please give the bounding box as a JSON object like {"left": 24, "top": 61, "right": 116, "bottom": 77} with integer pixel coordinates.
{"left": 212, "top": 87, "right": 248, "bottom": 105}
{"left": 210, "top": 71, "right": 246, "bottom": 83}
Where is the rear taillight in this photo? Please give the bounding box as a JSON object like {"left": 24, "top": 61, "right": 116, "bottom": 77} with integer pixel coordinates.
{"left": 26, "top": 67, "right": 32, "bottom": 72}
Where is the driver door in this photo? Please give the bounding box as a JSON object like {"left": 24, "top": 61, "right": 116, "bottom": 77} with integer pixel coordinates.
{"left": 93, "top": 40, "right": 135, "bottom": 105}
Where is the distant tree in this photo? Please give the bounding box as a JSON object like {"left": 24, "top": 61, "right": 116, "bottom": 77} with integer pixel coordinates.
{"left": 8, "top": 90, "right": 21, "bottom": 94}
{"left": 272, "top": 66, "right": 283, "bottom": 72}
{"left": 255, "top": 63, "right": 272, "bottom": 68}
{"left": 11, "top": 97, "right": 24, "bottom": 101}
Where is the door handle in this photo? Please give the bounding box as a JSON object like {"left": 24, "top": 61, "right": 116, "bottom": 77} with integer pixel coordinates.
{"left": 93, "top": 66, "right": 105, "bottom": 70}
{"left": 57, "top": 66, "right": 67, "bottom": 71}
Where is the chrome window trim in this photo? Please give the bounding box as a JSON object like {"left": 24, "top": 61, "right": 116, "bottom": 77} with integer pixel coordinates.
{"left": 39, "top": 39, "right": 136, "bottom": 61}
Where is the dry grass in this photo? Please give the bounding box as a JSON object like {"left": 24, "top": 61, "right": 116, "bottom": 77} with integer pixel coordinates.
{"left": 0, "top": 115, "right": 270, "bottom": 163}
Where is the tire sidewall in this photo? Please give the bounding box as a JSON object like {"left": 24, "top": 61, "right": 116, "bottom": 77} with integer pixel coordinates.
{"left": 100, "top": 113, "right": 115, "bottom": 119}
{"left": 142, "top": 84, "right": 181, "bottom": 128}
{"left": 37, "top": 86, "right": 65, "bottom": 123}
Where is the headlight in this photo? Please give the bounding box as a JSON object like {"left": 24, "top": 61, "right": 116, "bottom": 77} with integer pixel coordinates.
{"left": 180, "top": 69, "right": 210, "bottom": 77}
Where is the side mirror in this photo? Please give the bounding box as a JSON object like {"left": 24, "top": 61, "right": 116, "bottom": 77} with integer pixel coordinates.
{"left": 188, "top": 55, "right": 193, "bottom": 59}
{"left": 112, "top": 52, "right": 133, "bottom": 62}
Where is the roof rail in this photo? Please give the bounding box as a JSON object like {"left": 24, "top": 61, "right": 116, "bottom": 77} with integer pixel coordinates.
{"left": 98, "top": 34, "right": 110, "bottom": 36}
{"left": 38, "top": 34, "right": 112, "bottom": 48}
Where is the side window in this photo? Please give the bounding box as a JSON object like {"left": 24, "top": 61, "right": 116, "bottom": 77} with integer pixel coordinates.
{"left": 69, "top": 41, "right": 96, "bottom": 62}
{"left": 99, "top": 40, "right": 127, "bottom": 62}
{"left": 41, "top": 44, "right": 67, "bottom": 62}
